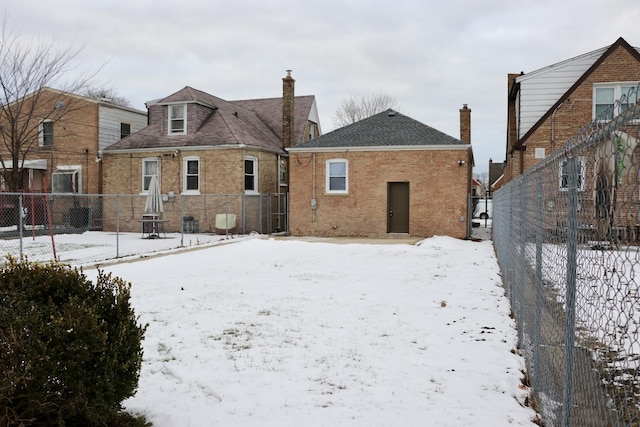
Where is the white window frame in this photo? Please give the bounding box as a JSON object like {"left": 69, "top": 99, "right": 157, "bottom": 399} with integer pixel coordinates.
{"left": 244, "top": 156, "right": 258, "bottom": 194}
{"left": 52, "top": 165, "right": 82, "bottom": 194}
{"left": 279, "top": 158, "right": 288, "bottom": 187}
{"left": 559, "top": 157, "right": 585, "bottom": 192}
{"left": 141, "top": 158, "right": 159, "bottom": 194}
{"left": 593, "top": 82, "right": 640, "bottom": 122}
{"left": 169, "top": 103, "right": 186, "bottom": 135}
{"left": 326, "top": 159, "right": 348, "bottom": 194}
{"left": 39, "top": 120, "right": 54, "bottom": 147}
{"left": 183, "top": 156, "right": 200, "bottom": 194}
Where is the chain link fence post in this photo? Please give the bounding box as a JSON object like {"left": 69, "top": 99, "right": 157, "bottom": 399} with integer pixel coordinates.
{"left": 561, "top": 156, "right": 579, "bottom": 427}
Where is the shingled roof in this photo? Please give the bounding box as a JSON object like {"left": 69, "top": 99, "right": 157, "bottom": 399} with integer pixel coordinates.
{"left": 104, "top": 86, "right": 316, "bottom": 153}
{"left": 287, "top": 109, "right": 464, "bottom": 151}
{"left": 232, "top": 95, "right": 316, "bottom": 145}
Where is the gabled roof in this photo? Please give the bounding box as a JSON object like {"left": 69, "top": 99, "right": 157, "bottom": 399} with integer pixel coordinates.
{"left": 488, "top": 160, "right": 505, "bottom": 187}
{"left": 515, "top": 37, "right": 640, "bottom": 149}
{"left": 288, "top": 109, "right": 466, "bottom": 151}
{"left": 105, "top": 86, "right": 315, "bottom": 153}
{"left": 232, "top": 95, "right": 316, "bottom": 146}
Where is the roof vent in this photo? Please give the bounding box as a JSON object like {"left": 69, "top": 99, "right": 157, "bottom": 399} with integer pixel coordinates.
{"left": 387, "top": 109, "right": 396, "bottom": 117}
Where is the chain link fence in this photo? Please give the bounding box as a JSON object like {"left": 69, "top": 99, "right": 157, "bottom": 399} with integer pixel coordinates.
{"left": 494, "top": 98, "right": 640, "bottom": 426}
{"left": 0, "top": 192, "right": 287, "bottom": 266}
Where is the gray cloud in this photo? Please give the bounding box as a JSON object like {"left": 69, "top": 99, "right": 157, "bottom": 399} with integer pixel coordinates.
{"left": 7, "top": 0, "right": 640, "bottom": 175}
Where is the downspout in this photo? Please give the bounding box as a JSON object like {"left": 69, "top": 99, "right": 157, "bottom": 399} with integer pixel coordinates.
{"left": 312, "top": 153, "right": 316, "bottom": 221}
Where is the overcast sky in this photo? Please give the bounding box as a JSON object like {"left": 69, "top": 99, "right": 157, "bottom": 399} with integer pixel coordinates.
{"left": 7, "top": 1, "right": 640, "bottom": 176}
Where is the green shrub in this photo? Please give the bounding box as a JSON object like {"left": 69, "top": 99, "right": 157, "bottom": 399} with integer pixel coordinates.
{"left": 0, "top": 257, "right": 148, "bottom": 426}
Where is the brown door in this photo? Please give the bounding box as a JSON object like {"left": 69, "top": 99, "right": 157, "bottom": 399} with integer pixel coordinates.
{"left": 387, "top": 182, "right": 409, "bottom": 233}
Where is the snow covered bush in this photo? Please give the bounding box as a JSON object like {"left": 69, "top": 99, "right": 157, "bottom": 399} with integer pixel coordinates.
{"left": 0, "top": 257, "right": 147, "bottom": 426}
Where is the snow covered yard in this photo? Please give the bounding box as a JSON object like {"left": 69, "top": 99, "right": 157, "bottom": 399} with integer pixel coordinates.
{"left": 85, "top": 235, "right": 537, "bottom": 426}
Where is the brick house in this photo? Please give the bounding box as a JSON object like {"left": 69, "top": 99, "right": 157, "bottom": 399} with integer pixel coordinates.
{"left": 286, "top": 107, "right": 474, "bottom": 239}
{"left": 101, "top": 71, "right": 321, "bottom": 233}
{"left": 0, "top": 87, "right": 147, "bottom": 226}
{"left": 505, "top": 37, "right": 640, "bottom": 241}
{"left": 0, "top": 87, "right": 147, "bottom": 194}
{"left": 505, "top": 37, "right": 640, "bottom": 183}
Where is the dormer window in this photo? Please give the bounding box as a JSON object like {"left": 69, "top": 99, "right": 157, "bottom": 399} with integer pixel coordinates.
{"left": 169, "top": 104, "right": 186, "bottom": 134}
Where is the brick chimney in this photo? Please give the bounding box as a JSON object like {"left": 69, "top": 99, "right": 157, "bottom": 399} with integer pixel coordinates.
{"left": 459, "top": 104, "right": 471, "bottom": 144}
{"left": 282, "top": 70, "right": 295, "bottom": 148}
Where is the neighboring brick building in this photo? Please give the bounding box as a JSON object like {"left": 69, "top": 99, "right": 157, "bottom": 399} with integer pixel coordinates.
{"left": 0, "top": 87, "right": 147, "bottom": 194}
{"left": 102, "top": 71, "right": 321, "bottom": 233}
{"left": 286, "top": 108, "right": 474, "bottom": 239}
{"left": 505, "top": 37, "right": 640, "bottom": 183}
{"left": 0, "top": 87, "right": 147, "bottom": 227}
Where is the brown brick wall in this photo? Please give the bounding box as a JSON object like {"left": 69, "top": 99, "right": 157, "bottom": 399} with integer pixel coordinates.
{"left": 289, "top": 149, "right": 471, "bottom": 238}
{"left": 511, "top": 46, "right": 640, "bottom": 180}
{"left": 102, "top": 147, "right": 282, "bottom": 232}
{"left": 0, "top": 89, "right": 101, "bottom": 193}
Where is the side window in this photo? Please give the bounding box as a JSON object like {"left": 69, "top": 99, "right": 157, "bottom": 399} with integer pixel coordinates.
{"left": 244, "top": 156, "right": 258, "bottom": 193}
{"left": 142, "top": 158, "right": 159, "bottom": 193}
{"left": 594, "top": 87, "right": 614, "bottom": 121}
{"left": 183, "top": 157, "right": 199, "bottom": 193}
{"left": 39, "top": 120, "right": 54, "bottom": 147}
{"left": 52, "top": 166, "right": 81, "bottom": 194}
{"left": 559, "top": 157, "right": 585, "bottom": 192}
{"left": 326, "top": 159, "right": 348, "bottom": 194}
{"left": 593, "top": 83, "right": 640, "bottom": 121}
{"left": 120, "top": 122, "right": 131, "bottom": 139}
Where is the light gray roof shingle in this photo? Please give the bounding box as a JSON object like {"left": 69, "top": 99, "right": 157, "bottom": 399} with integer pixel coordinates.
{"left": 289, "top": 109, "right": 464, "bottom": 150}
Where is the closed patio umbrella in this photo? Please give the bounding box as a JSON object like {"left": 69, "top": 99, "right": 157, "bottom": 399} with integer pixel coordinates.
{"left": 144, "top": 174, "right": 164, "bottom": 214}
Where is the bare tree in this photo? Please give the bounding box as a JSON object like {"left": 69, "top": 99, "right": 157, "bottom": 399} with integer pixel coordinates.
{"left": 0, "top": 19, "right": 99, "bottom": 191}
{"left": 333, "top": 94, "right": 399, "bottom": 127}
{"left": 84, "top": 87, "right": 131, "bottom": 108}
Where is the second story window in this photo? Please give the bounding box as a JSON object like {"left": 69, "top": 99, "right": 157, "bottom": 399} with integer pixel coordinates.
{"left": 120, "top": 122, "right": 131, "bottom": 139}
{"left": 169, "top": 104, "right": 186, "bottom": 134}
{"left": 594, "top": 83, "right": 639, "bottom": 121}
{"left": 184, "top": 157, "right": 199, "bottom": 193}
{"left": 39, "top": 120, "right": 54, "bottom": 147}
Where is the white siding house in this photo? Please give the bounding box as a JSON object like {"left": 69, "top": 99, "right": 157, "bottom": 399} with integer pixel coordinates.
{"left": 98, "top": 103, "right": 148, "bottom": 153}
{"left": 515, "top": 46, "right": 609, "bottom": 138}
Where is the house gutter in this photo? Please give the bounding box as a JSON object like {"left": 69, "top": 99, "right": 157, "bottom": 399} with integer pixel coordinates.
{"left": 106, "top": 144, "right": 287, "bottom": 156}
{"left": 286, "top": 144, "right": 473, "bottom": 153}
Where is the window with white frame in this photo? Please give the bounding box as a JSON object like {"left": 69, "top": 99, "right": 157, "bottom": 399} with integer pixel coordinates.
{"left": 244, "top": 156, "right": 258, "bottom": 193}
{"left": 326, "top": 159, "right": 348, "bottom": 193}
{"left": 169, "top": 104, "right": 186, "bottom": 134}
{"left": 183, "top": 157, "right": 199, "bottom": 193}
{"left": 279, "top": 159, "right": 288, "bottom": 186}
{"left": 559, "top": 157, "right": 585, "bottom": 191}
{"left": 52, "top": 166, "right": 81, "bottom": 194}
{"left": 594, "top": 83, "right": 640, "bottom": 121}
{"left": 39, "top": 120, "right": 54, "bottom": 147}
{"left": 142, "top": 158, "right": 159, "bottom": 193}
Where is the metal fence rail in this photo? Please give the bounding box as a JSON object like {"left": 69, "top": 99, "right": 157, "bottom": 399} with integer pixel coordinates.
{"left": 0, "top": 192, "right": 287, "bottom": 266}
{"left": 494, "top": 98, "right": 640, "bottom": 426}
